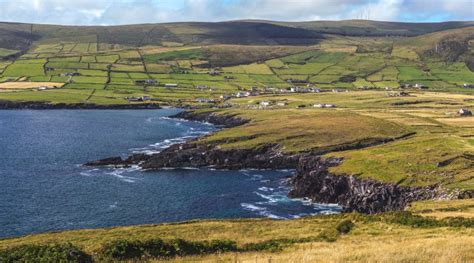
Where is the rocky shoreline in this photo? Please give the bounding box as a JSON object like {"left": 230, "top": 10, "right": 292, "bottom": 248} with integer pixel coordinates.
{"left": 0, "top": 100, "right": 162, "bottom": 110}
{"left": 84, "top": 110, "right": 465, "bottom": 213}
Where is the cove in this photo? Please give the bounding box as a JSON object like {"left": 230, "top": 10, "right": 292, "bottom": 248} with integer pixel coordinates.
{"left": 0, "top": 109, "right": 340, "bottom": 238}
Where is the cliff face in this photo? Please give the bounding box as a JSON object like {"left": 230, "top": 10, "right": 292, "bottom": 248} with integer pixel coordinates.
{"left": 288, "top": 156, "right": 451, "bottom": 213}
{"left": 85, "top": 110, "right": 465, "bottom": 214}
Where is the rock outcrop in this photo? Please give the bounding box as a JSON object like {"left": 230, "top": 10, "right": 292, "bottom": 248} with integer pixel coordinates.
{"left": 288, "top": 156, "right": 446, "bottom": 213}
{"left": 85, "top": 110, "right": 466, "bottom": 214}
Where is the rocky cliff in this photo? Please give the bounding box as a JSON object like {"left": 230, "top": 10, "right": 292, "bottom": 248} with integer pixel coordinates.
{"left": 85, "top": 110, "right": 464, "bottom": 213}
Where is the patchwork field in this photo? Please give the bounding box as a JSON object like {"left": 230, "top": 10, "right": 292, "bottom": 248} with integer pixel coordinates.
{"left": 0, "top": 20, "right": 473, "bottom": 262}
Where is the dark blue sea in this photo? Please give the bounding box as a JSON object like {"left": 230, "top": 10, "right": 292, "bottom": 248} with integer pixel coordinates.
{"left": 0, "top": 109, "right": 340, "bottom": 238}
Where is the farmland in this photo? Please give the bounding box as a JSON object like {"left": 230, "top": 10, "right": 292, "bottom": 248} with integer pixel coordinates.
{"left": 0, "top": 20, "right": 473, "bottom": 262}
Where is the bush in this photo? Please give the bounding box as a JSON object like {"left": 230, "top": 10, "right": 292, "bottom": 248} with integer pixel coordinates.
{"left": 382, "top": 211, "right": 474, "bottom": 228}
{"left": 316, "top": 228, "right": 339, "bottom": 242}
{"left": 99, "top": 239, "right": 144, "bottom": 260}
{"left": 241, "top": 239, "right": 284, "bottom": 252}
{"left": 0, "top": 243, "right": 92, "bottom": 263}
{"left": 336, "top": 219, "right": 355, "bottom": 234}
{"left": 100, "top": 238, "right": 238, "bottom": 260}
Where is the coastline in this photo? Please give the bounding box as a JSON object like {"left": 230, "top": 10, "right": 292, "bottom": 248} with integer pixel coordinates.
{"left": 85, "top": 110, "right": 468, "bottom": 214}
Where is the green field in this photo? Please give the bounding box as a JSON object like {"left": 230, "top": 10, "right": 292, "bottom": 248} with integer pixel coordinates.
{"left": 0, "top": 20, "right": 473, "bottom": 262}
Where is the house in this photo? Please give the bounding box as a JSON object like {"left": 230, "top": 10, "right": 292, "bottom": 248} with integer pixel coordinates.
{"left": 296, "top": 104, "right": 307, "bottom": 109}
{"left": 388, "top": 91, "right": 409, "bottom": 97}
{"left": 135, "top": 79, "right": 157, "bottom": 85}
{"left": 37, "top": 86, "right": 50, "bottom": 91}
{"left": 314, "top": 103, "right": 336, "bottom": 108}
{"left": 224, "top": 76, "right": 234, "bottom": 80}
{"left": 145, "top": 79, "right": 157, "bottom": 85}
{"left": 290, "top": 87, "right": 301, "bottom": 93}
{"left": 220, "top": 94, "right": 231, "bottom": 100}
{"left": 414, "top": 83, "right": 428, "bottom": 89}
{"left": 125, "top": 96, "right": 151, "bottom": 102}
{"left": 459, "top": 108, "right": 472, "bottom": 116}
{"left": 251, "top": 86, "right": 258, "bottom": 92}
{"left": 309, "top": 88, "right": 321, "bottom": 93}
{"left": 164, "top": 83, "right": 178, "bottom": 88}
{"left": 463, "top": 83, "right": 473, "bottom": 89}
{"left": 259, "top": 101, "right": 272, "bottom": 107}
{"left": 208, "top": 69, "right": 220, "bottom": 76}
{"left": 276, "top": 102, "right": 288, "bottom": 106}
{"left": 196, "top": 98, "right": 216, "bottom": 103}
{"left": 332, "top": 89, "right": 347, "bottom": 93}
{"left": 235, "top": 91, "right": 250, "bottom": 98}
{"left": 195, "top": 85, "right": 208, "bottom": 90}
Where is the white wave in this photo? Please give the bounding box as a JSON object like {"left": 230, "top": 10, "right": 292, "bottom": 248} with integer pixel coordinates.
{"left": 241, "top": 203, "right": 266, "bottom": 212}
{"left": 105, "top": 169, "right": 139, "bottom": 183}
{"left": 258, "top": 186, "right": 274, "bottom": 192}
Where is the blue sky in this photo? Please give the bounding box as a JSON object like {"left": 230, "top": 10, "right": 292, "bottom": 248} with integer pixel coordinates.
{"left": 0, "top": 0, "right": 472, "bottom": 25}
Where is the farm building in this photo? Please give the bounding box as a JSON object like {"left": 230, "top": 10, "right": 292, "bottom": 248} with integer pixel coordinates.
{"left": 220, "top": 94, "right": 231, "bottom": 100}
{"left": 164, "top": 83, "right": 178, "bottom": 88}
{"left": 276, "top": 102, "right": 288, "bottom": 106}
{"left": 314, "top": 103, "right": 336, "bottom": 108}
{"left": 196, "top": 85, "right": 208, "bottom": 90}
{"left": 196, "top": 98, "right": 216, "bottom": 103}
{"left": 463, "top": 83, "right": 473, "bottom": 88}
{"left": 459, "top": 108, "right": 472, "bottom": 116}
{"left": 135, "top": 79, "right": 157, "bottom": 85}
{"left": 259, "top": 101, "right": 272, "bottom": 107}
{"left": 125, "top": 96, "right": 151, "bottom": 102}
{"left": 235, "top": 91, "right": 250, "bottom": 98}
{"left": 414, "top": 83, "right": 428, "bottom": 89}
{"left": 208, "top": 69, "right": 221, "bottom": 76}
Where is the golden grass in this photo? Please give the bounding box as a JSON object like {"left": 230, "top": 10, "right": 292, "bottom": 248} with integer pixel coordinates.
{"left": 408, "top": 199, "right": 474, "bottom": 219}
{"left": 435, "top": 117, "right": 474, "bottom": 127}
{"left": 0, "top": 82, "right": 64, "bottom": 89}
{"left": 156, "top": 228, "right": 474, "bottom": 262}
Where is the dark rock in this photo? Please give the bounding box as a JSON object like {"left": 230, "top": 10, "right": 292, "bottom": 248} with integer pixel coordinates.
{"left": 84, "top": 156, "right": 127, "bottom": 166}
{"left": 171, "top": 111, "right": 249, "bottom": 128}
{"left": 84, "top": 110, "right": 468, "bottom": 214}
{"left": 288, "top": 156, "right": 446, "bottom": 214}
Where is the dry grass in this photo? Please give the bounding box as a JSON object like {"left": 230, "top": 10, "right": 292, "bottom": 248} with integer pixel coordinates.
{"left": 0, "top": 82, "right": 64, "bottom": 89}
{"left": 435, "top": 117, "right": 474, "bottom": 127}
{"left": 156, "top": 229, "right": 474, "bottom": 262}
{"left": 408, "top": 199, "right": 474, "bottom": 219}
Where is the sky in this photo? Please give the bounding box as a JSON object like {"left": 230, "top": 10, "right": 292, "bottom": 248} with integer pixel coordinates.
{"left": 0, "top": 0, "right": 472, "bottom": 25}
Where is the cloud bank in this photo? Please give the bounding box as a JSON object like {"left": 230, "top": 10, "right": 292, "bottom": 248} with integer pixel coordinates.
{"left": 0, "top": 0, "right": 472, "bottom": 25}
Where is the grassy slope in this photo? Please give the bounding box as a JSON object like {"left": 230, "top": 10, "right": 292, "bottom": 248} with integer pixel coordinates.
{"left": 195, "top": 90, "right": 473, "bottom": 190}
{"left": 0, "top": 205, "right": 473, "bottom": 262}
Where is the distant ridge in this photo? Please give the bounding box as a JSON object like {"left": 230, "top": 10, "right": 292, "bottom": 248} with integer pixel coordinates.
{"left": 0, "top": 19, "right": 473, "bottom": 51}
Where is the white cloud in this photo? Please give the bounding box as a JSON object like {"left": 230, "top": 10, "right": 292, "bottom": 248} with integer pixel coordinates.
{"left": 0, "top": 0, "right": 471, "bottom": 25}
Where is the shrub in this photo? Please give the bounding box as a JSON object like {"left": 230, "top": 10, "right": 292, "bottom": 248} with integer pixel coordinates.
{"left": 336, "top": 219, "right": 355, "bottom": 234}
{"left": 0, "top": 243, "right": 92, "bottom": 263}
{"left": 241, "top": 239, "right": 284, "bottom": 252}
{"left": 382, "top": 211, "right": 474, "bottom": 228}
{"left": 317, "top": 228, "right": 339, "bottom": 242}
{"left": 100, "top": 238, "right": 238, "bottom": 260}
{"left": 100, "top": 239, "right": 145, "bottom": 260}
